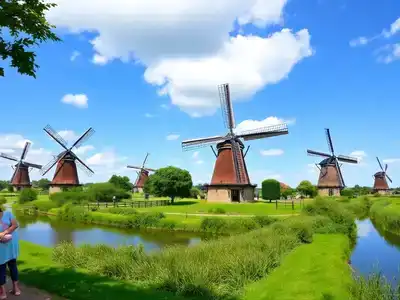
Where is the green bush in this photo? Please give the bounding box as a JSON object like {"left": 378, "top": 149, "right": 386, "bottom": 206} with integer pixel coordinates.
{"left": 0, "top": 196, "right": 7, "bottom": 205}
{"left": 87, "top": 183, "right": 131, "bottom": 202}
{"left": 30, "top": 199, "right": 58, "bottom": 212}
{"left": 261, "top": 179, "right": 281, "bottom": 201}
{"left": 252, "top": 215, "right": 276, "bottom": 227}
{"left": 341, "top": 188, "right": 356, "bottom": 198}
{"left": 18, "top": 188, "right": 38, "bottom": 204}
{"left": 200, "top": 217, "right": 228, "bottom": 234}
{"left": 207, "top": 207, "right": 226, "bottom": 214}
{"left": 50, "top": 191, "right": 89, "bottom": 207}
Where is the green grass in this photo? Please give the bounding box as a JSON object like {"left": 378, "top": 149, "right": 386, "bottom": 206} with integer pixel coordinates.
{"left": 137, "top": 200, "right": 306, "bottom": 216}
{"left": 243, "top": 234, "right": 353, "bottom": 300}
{"left": 18, "top": 241, "right": 184, "bottom": 300}
{"left": 369, "top": 197, "right": 400, "bottom": 234}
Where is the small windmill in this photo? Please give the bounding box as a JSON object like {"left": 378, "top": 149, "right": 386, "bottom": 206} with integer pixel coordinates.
{"left": 0, "top": 142, "right": 42, "bottom": 191}
{"left": 41, "top": 125, "right": 95, "bottom": 193}
{"left": 181, "top": 83, "right": 288, "bottom": 203}
{"left": 373, "top": 157, "right": 392, "bottom": 194}
{"left": 307, "top": 128, "right": 358, "bottom": 196}
{"left": 127, "top": 153, "right": 156, "bottom": 193}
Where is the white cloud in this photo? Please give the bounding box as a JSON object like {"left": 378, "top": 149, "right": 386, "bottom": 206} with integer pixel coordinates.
{"left": 166, "top": 134, "right": 180, "bottom": 141}
{"left": 57, "top": 130, "right": 79, "bottom": 143}
{"left": 235, "top": 116, "right": 294, "bottom": 133}
{"left": 144, "top": 113, "right": 155, "bottom": 118}
{"left": 349, "top": 150, "right": 367, "bottom": 162}
{"left": 0, "top": 134, "right": 32, "bottom": 149}
{"left": 260, "top": 149, "right": 284, "bottom": 156}
{"left": 191, "top": 151, "right": 204, "bottom": 164}
{"left": 70, "top": 50, "right": 81, "bottom": 61}
{"left": 74, "top": 145, "right": 95, "bottom": 155}
{"left": 376, "top": 43, "right": 400, "bottom": 64}
{"left": 349, "top": 36, "right": 370, "bottom": 47}
{"left": 61, "top": 94, "right": 89, "bottom": 108}
{"left": 86, "top": 151, "right": 127, "bottom": 167}
{"left": 45, "top": 0, "right": 312, "bottom": 117}
{"left": 382, "top": 17, "right": 400, "bottom": 38}
{"left": 382, "top": 158, "right": 400, "bottom": 164}
{"left": 192, "top": 151, "right": 199, "bottom": 159}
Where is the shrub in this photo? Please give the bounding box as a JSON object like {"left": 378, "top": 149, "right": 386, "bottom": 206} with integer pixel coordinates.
{"left": 341, "top": 188, "right": 356, "bottom": 198}
{"left": 261, "top": 179, "right": 281, "bottom": 201}
{"left": 200, "top": 217, "right": 228, "bottom": 234}
{"left": 207, "top": 207, "right": 226, "bottom": 214}
{"left": 190, "top": 187, "right": 201, "bottom": 199}
{"left": 50, "top": 191, "right": 89, "bottom": 206}
{"left": 0, "top": 196, "right": 7, "bottom": 205}
{"left": 252, "top": 215, "right": 276, "bottom": 227}
{"left": 87, "top": 183, "right": 131, "bottom": 202}
{"left": 18, "top": 188, "right": 38, "bottom": 204}
{"left": 106, "top": 207, "right": 138, "bottom": 215}
{"left": 30, "top": 199, "right": 58, "bottom": 212}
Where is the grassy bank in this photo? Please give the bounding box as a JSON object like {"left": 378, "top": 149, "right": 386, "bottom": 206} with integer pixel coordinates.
{"left": 243, "top": 234, "right": 353, "bottom": 300}
{"left": 369, "top": 198, "right": 400, "bottom": 235}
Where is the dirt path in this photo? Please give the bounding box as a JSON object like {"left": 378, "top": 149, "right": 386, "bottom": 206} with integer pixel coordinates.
{"left": 164, "top": 212, "right": 299, "bottom": 217}
{"left": 4, "top": 279, "right": 64, "bottom": 300}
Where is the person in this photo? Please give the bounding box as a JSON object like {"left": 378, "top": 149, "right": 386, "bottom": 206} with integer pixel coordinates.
{"left": 0, "top": 208, "right": 20, "bottom": 299}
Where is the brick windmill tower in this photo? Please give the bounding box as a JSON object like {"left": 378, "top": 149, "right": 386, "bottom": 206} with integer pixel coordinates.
{"left": 127, "top": 153, "right": 156, "bottom": 193}
{"left": 41, "top": 125, "right": 95, "bottom": 193}
{"left": 307, "top": 128, "right": 358, "bottom": 196}
{"left": 182, "top": 83, "right": 289, "bottom": 203}
{"left": 373, "top": 157, "right": 392, "bottom": 195}
{"left": 0, "top": 141, "right": 42, "bottom": 191}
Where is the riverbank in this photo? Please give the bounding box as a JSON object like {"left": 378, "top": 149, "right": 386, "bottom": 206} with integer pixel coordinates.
{"left": 369, "top": 197, "right": 400, "bottom": 235}
{"left": 15, "top": 198, "right": 360, "bottom": 299}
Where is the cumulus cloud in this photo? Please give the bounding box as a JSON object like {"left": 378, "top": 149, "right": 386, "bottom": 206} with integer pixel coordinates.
{"left": 260, "top": 149, "right": 284, "bottom": 156}
{"left": 0, "top": 134, "right": 32, "bottom": 149}
{"left": 74, "top": 145, "right": 95, "bottom": 155}
{"left": 45, "top": 0, "right": 312, "bottom": 117}
{"left": 376, "top": 43, "right": 400, "bottom": 64}
{"left": 57, "top": 130, "right": 79, "bottom": 143}
{"left": 61, "top": 94, "right": 89, "bottom": 108}
{"left": 235, "top": 116, "right": 294, "bottom": 133}
{"left": 86, "top": 151, "right": 127, "bottom": 167}
{"left": 166, "top": 134, "right": 180, "bottom": 141}
{"left": 349, "top": 150, "right": 367, "bottom": 162}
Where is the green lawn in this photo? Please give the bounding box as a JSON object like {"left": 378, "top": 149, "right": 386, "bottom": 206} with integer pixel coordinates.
{"left": 18, "top": 241, "right": 184, "bottom": 300}
{"left": 137, "top": 200, "right": 306, "bottom": 216}
{"left": 243, "top": 234, "right": 352, "bottom": 300}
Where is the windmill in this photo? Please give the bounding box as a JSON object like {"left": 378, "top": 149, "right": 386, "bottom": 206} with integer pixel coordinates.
{"left": 307, "top": 128, "right": 358, "bottom": 196}
{"left": 127, "top": 153, "right": 156, "bottom": 193}
{"left": 41, "top": 125, "right": 95, "bottom": 193}
{"left": 0, "top": 142, "right": 42, "bottom": 191}
{"left": 181, "top": 83, "right": 289, "bottom": 203}
{"left": 373, "top": 157, "right": 392, "bottom": 194}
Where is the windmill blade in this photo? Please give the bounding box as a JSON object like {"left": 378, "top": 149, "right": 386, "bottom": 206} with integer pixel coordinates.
{"left": 144, "top": 167, "right": 156, "bottom": 172}
{"left": 325, "top": 128, "right": 335, "bottom": 155}
{"left": 386, "top": 174, "right": 393, "bottom": 183}
{"left": 73, "top": 154, "right": 94, "bottom": 175}
{"left": 236, "top": 123, "right": 288, "bottom": 141}
{"left": 127, "top": 165, "right": 143, "bottom": 170}
{"left": 335, "top": 158, "right": 345, "bottom": 187}
{"left": 218, "top": 83, "right": 236, "bottom": 132}
{"left": 141, "top": 153, "right": 149, "bottom": 168}
{"left": 315, "top": 163, "right": 321, "bottom": 171}
{"left": 337, "top": 155, "right": 358, "bottom": 164}
{"left": 385, "top": 164, "right": 388, "bottom": 172}
{"left": 376, "top": 157, "right": 384, "bottom": 171}
{"left": 41, "top": 153, "right": 63, "bottom": 176}
{"left": 44, "top": 125, "right": 68, "bottom": 150}
{"left": 10, "top": 163, "right": 21, "bottom": 184}
{"left": 71, "top": 127, "right": 95, "bottom": 149}
{"left": 76, "top": 159, "right": 94, "bottom": 177}
{"left": 307, "top": 149, "right": 331, "bottom": 158}
{"left": 182, "top": 135, "right": 227, "bottom": 151}
{"left": 24, "top": 161, "right": 42, "bottom": 169}
{"left": 230, "top": 140, "right": 242, "bottom": 183}
{"left": 0, "top": 153, "right": 19, "bottom": 162}
{"left": 20, "top": 141, "right": 31, "bottom": 160}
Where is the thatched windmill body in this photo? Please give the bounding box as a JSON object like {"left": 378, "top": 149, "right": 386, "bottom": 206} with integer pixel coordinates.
{"left": 182, "top": 83, "right": 289, "bottom": 203}
{"left": 373, "top": 157, "right": 392, "bottom": 194}
{"left": 0, "top": 142, "right": 42, "bottom": 191}
{"left": 307, "top": 128, "right": 358, "bottom": 196}
{"left": 41, "top": 125, "right": 95, "bottom": 193}
{"left": 127, "top": 153, "right": 156, "bottom": 193}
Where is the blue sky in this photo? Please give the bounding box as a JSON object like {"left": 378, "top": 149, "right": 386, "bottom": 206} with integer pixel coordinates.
{"left": 0, "top": 0, "right": 399, "bottom": 188}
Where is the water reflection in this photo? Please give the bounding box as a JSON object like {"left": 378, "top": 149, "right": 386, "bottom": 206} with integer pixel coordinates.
{"left": 14, "top": 212, "right": 203, "bottom": 252}
{"left": 351, "top": 219, "right": 400, "bottom": 282}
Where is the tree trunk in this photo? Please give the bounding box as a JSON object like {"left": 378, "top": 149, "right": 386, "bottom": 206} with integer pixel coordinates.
{"left": 170, "top": 195, "right": 175, "bottom": 204}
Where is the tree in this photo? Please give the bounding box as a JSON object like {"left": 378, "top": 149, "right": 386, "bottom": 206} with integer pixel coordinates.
{"left": 36, "top": 178, "right": 51, "bottom": 190}
{"left": 144, "top": 166, "right": 193, "bottom": 203}
{"left": 0, "top": 180, "right": 9, "bottom": 191}
{"left": 18, "top": 188, "right": 37, "bottom": 204}
{"left": 108, "top": 175, "right": 133, "bottom": 191}
{"left": 296, "top": 180, "right": 318, "bottom": 198}
{"left": 0, "top": 0, "right": 61, "bottom": 77}
{"left": 281, "top": 187, "right": 296, "bottom": 199}
{"left": 261, "top": 179, "right": 281, "bottom": 202}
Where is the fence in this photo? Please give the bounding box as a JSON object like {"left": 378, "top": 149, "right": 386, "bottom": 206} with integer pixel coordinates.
{"left": 81, "top": 199, "right": 171, "bottom": 210}
{"left": 274, "top": 199, "right": 306, "bottom": 210}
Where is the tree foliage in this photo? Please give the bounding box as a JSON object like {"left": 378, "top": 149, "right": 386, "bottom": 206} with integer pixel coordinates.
{"left": 32, "top": 178, "right": 51, "bottom": 190}
{"left": 0, "top": 180, "right": 9, "bottom": 191}
{"left": 0, "top": 0, "right": 61, "bottom": 77}
{"left": 261, "top": 179, "right": 281, "bottom": 201}
{"left": 108, "top": 175, "right": 133, "bottom": 192}
{"left": 18, "top": 187, "right": 38, "bottom": 203}
{"left": 144, "top": 166, "right": 193, "bottom": 203}
{"left": 281, "top": 187, "right": 296, "bottom": 199}
{"left": 296, "top": 180, "right": 318, "bottom": 198}
{"left": 86, "top": 183, "right": 130, "bottom": 203}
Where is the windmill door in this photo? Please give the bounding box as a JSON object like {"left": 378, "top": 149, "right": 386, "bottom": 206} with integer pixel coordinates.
{"left": 231, "top": 189, "right": 240, "bottom": 202}
{"left": 328, "top": 189, "right": 334, "bottom": 196}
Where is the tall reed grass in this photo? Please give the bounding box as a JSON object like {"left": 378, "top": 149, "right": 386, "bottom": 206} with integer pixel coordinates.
{"left": 351, "top": 273, "right": 400, "bottom": 300}
{"left": 370, "top": 199, "right": 400, "bottom": 234}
